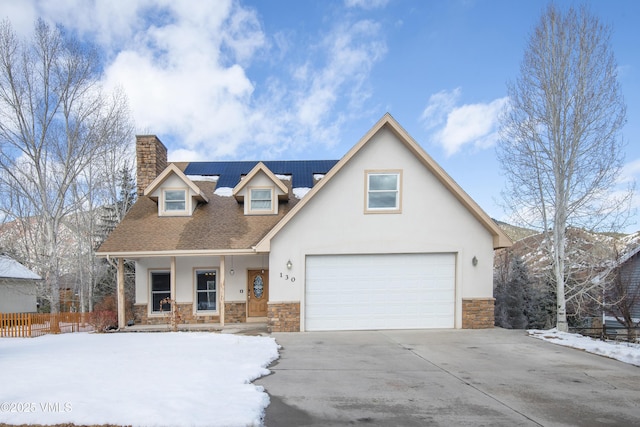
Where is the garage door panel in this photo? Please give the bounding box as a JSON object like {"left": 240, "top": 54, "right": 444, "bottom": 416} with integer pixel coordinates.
{"left": 305, "top": 253, "right": 455, "bottom": 331}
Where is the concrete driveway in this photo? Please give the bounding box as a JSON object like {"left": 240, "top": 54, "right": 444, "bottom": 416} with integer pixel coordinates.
{"left": 256, "top": 328, "right": 640, "bottom": 426}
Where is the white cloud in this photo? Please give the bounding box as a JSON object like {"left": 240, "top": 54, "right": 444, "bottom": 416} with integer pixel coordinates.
{"left": 420, "top": 88, "right": 461, "bottom": 131}
{"left": 245, "top": 18, "right": 387, "bottom": 157}
{"left": 95, "top": 1, "right": 262, "bottom": 158}
{"left": 291, "top": 20, "right": 385, "bottom": 131}
{"left": 345, "top": 0, "right": 390, "bottom": 10}
{"left": 421, "top": 88, "right": 508, "bottom": 156}
{"left": 1, "top": 1, "right": 387, "bottom": 161}
{"left": 0, "top": 0, "right": 37, "bottom": 36}
{"left": 619, "top": 158, "right": 640, "bottom": 185}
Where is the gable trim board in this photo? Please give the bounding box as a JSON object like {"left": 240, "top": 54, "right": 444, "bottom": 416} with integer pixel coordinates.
{"left": 144, "top": 163, "right": 208, "bottom": 202}
{"left": 97, "top": 113, "right": 510, "bottom": 332}
{"left": 233, "top": 162, "right": 289, "bottom": 200}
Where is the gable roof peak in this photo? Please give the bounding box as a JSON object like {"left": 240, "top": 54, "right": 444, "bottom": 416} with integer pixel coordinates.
{"left": 143, "top": 163, "right": 208, "bottom": 203}
{"left": 232, "top": 162, "right": 288, "bottom": 199}
{"left": 255, "top": 113, "right": 512, "bottom": 251}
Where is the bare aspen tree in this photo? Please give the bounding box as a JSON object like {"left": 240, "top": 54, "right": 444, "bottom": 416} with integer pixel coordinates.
{"left": 497, "top": 5, "right": 630, "bottom": 331}
{"left": 0, "top": 19, "right": 133, "bottom": 312}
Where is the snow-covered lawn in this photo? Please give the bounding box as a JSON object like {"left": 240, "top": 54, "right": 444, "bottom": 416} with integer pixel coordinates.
{"left": 529, "top": 329, "right": 640, "bottom": 367}
{"left": 0, "top": 332, "right": 279, "bottom": 427}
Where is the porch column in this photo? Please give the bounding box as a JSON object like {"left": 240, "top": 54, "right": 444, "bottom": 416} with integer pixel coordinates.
{"left": 219, "top": 256, "right": 225, "bottom": 327}
{"left": 117, "top": 258, "right": 125, "bottom": 329}
{"left": 170, "top": 257, "right": 176, "bottom": 301}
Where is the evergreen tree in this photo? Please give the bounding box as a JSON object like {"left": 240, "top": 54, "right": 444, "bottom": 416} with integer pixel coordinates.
{"left": 494, "top": 252, "right": 532, "bottom": 329}
{"left": 505, "top": 256, "right": 529, "bottom": 329}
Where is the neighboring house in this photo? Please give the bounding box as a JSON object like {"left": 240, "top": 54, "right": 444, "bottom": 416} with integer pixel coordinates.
{"left": 0, "top": 254, "right": 41, "bottom": 313}
{"left": 604, "top": 244, "right": 640, "bottom": 330}
{"left": 97, "top": 114, "right": 512, "bottom": 332}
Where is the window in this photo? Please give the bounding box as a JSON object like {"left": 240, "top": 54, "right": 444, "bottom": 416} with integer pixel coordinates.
{"left": 151, "top": 271, "right": 171, "bottom": 312}
{"left": 250, "top": 188, "right": 273, "bottom": 212}
{"left": 164, "top": 189, "right": 186, "bottom": 212}
{"left": 366, "top": 172, "right": 401, "bottom": 212}
{"left": 196, "top": 270, "right": 217, "bottom": 312}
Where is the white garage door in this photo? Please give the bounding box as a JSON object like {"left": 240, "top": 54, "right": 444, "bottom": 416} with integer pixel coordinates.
{"left": 305, "top": 253, "right": 455, "bottom": 331}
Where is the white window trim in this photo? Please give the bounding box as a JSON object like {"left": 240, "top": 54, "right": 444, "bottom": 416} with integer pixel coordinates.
{"left": 161, "top": 188, "right": 189, "bottom": 216}
{"left": 365, "top": 170, "right": 402, "bottom": 214}
{"left": 149, "top": 269, "right": 171, "bottom": 315}
{"left": 248, "top": 186, "right": 275, "bottom": 215}
{"left": 194, "top": 268, "right": 218, "bottom": 314}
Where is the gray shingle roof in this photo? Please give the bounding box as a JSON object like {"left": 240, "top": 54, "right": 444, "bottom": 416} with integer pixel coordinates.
{"left": 96, "top": 180, "right": 300, "bottom": 254}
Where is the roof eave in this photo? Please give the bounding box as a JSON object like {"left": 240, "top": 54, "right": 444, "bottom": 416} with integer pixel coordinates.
{"left": 96, "top": 248, "right": 258, "bottom": 259}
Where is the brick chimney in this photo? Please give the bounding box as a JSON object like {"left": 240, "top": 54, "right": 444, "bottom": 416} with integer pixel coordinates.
{"left": 136, "top": 135, "right": 168, "bottom": 196}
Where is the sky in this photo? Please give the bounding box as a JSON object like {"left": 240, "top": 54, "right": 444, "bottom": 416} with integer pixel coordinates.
{"left": 1, "top": 0, "right": 639, "bottom": 231}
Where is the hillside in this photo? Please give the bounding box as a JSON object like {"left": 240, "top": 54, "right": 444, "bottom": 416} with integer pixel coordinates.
{"left": 495, "top": 221, "right": 640, "bottom": 275}
{"left": 493, "top": 219, "right": 538, "bottom": 242}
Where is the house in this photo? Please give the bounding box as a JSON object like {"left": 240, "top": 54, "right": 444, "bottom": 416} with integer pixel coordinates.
{"left": 0, "top": 254, "right": 41, "bottom": 313}
{"left": 97, "top": 114, "right": 512, "bottom": 332}
{"left": 603, "top": 244, "right": 640, "bottom": 332}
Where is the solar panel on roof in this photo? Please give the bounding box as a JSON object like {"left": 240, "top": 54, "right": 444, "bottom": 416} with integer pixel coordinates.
{"left": 184, "top": 160, "right": 338, "bottom": 188}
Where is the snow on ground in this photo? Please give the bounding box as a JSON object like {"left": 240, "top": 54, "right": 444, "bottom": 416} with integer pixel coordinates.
{"left": 529, "top": 329, "right": 640, "bottom": 367}
{"left": 0, "top": 332, "right": 279, "bottom": 427}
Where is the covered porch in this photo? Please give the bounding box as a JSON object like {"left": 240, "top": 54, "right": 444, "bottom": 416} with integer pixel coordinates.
{"left": 107, "top": 251, "right": 271, "bottom": 330}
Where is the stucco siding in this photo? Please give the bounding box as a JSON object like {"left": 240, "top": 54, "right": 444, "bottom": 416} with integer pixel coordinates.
{"left": 269, "top": 127, "right": 495, "bottom": 328}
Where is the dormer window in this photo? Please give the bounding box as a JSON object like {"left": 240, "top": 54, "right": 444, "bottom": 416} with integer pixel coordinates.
{"left": 143, "top": 163, "right": 208, "bottom": 217}
{"left": 250, "top": 188, "right": 273, "bottom": 213}
{"left": 232, "top": 162, "right": 288, "bottom": 215}
{"left": 163, "top": 189, "right": 187, "bottom": 214}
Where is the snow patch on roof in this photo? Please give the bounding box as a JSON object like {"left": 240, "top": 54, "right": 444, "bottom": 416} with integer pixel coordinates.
{"left": 187, "top": 175, "right": 219, "bottom": 182}
{"left": 214, "top": 187, "right": 234, "bottom": 197}
{"left": 0, "top": 255, "right": 41, "bottom": 280}
{"left": 313, "top": 174, "right": 326, "bottom": 180}
{"left": 293, "top": 187, "right": 311, "bottom": 199}
{"left": 275, "top": 174, "right": 291, "bottom": 181}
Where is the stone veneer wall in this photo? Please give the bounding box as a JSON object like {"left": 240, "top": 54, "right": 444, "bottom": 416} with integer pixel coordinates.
{"left": 224, "top": 302, "right": 247, "bottom": 323}
{"left": 133, "top": 303, "right": 220, "bottom": 325}
{"left": 267, "top": 302, "right": 300, "bottom": 332}
{"left": 136, "top": 135, "right": 167, "bottom": 196}
{"left": 462, "top": 298, "right": 495, "bottom": 329}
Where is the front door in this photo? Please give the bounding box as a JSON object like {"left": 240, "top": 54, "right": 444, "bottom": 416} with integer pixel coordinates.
{"left": 247, "top": 270, "right": 269, "bottom": 317}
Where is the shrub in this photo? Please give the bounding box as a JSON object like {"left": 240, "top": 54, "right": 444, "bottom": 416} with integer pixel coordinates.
{"left": 89, "top": 310, "right": 118, "bottom": 332}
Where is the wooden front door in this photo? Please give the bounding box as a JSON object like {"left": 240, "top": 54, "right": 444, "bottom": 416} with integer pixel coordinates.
{"left": 247, "top": 270, "right": 269, "bottom": 317}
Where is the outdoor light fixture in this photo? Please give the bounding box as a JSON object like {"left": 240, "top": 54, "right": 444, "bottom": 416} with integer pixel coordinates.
{"left": 230, "top": 268, "right": 235, "bottom": 276}
{"left": 286, "top": 260, "right": 293, "bottom": 270}
{"left": 472, "top": 256, "right": 478, "bottom": 266}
